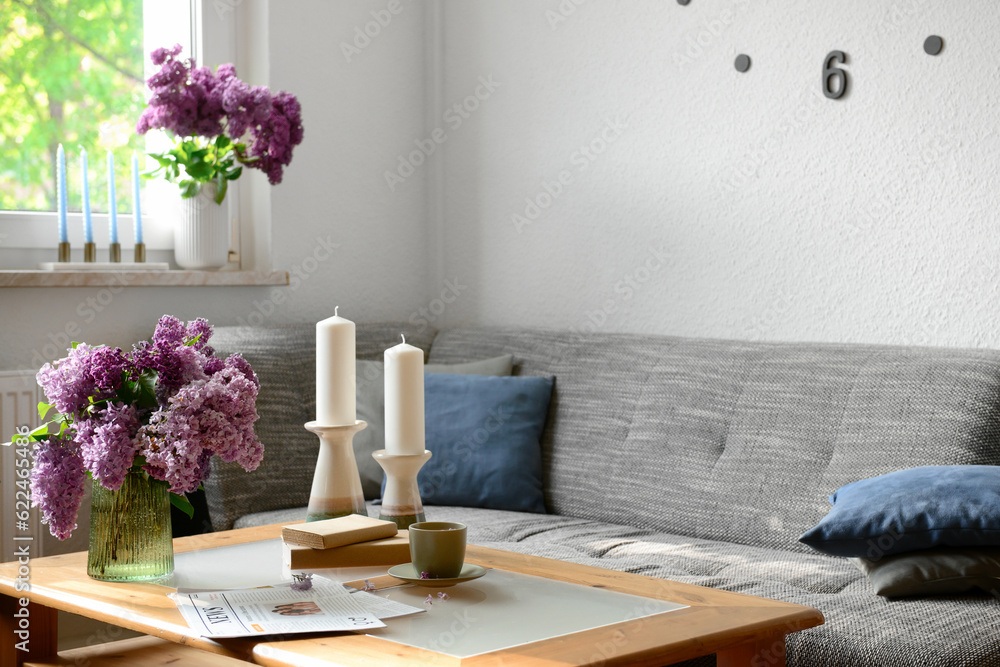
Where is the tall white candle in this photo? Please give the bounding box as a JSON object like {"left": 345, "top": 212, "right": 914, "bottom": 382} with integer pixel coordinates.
{"left": 316, "top": 308, "right": 356, "bottom": 425}
{"left": 384, "top": 335, "right": 425, "bottom": 455}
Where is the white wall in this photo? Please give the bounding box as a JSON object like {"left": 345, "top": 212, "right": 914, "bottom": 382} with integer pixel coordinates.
{"left": 0, "top": 0, "right": 429, "bottom": 370}
{"left": 434, "top": 0, "right": 1000, "bottom": 348}
{"left": 6, "top": 1, "right": 1000, "bottom": 374}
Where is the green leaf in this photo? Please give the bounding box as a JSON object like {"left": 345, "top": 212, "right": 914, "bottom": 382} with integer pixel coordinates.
{"left": 170, "top": 492, "right": 195, "bottom": 519}
{"left": 135, "top": 370, "right": 159, "bottom": 409}
{"left": 180, "top": 180, "right": 200, "bottom": 199}
{"left": 215, "top": 175, "right": 228, "bottom": 204}
{"left": 37, "top": 402, "right": 53, "bottom": 422}
{"left": 225, "top": 166, "right": 243, "bottom": 181}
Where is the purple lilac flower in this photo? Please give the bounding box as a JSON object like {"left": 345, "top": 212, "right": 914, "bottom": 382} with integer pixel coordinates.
{"left": 185, "top": 318, "right": 213, "bottom": 350}
{"left": 78, "top": 403, "right": 141, "bottom": 491}
{"left": 361, "top": 579, "right": 376, "bottom": 593}
{"left": 88, "top": 346, "right": 129, "bottom": 393}
{"left": 437, "top": 592, "right": 449, "bottom": 600}
{"left": 138, "top": 354, "right": 262, "bottom": 493}
{"left": 290, "top": 573, "right": 313, "bottom": 591}
{"left": 424, "top": 595, "right": 434, "bottom": 605}
{"left": 36, "top": 343, "right": 98, "bottom": 416}
{"left": 245, "top": 91, "right": 304, "bottom": 185}
{"left": 30, "top": 436, "right": 86, "bottom": 540}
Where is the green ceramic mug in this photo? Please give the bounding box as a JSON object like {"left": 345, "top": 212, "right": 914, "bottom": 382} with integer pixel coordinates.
{"left": 408, "top": 521, "right": 467, "bottom": 579}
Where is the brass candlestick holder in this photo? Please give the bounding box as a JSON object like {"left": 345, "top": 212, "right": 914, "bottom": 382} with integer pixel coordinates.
{"left": 83, "top": 242, "right": 96, "bottom": 263}
{"left": 372, "top": 449, "right": 432, "bottom": 529}
{"left": 58, "top": 242, "right": 71, "bottom": 263}
{"left": 304, "top": 420, "right": 368, "bottom": 522}
{"left": 109, "top": 243, "right": 121, "bottom": 263}
{"left": 134, "top": 242, "right": 146, "bottom": 263}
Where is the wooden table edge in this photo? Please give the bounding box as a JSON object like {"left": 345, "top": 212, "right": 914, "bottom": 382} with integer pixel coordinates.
{"left": 1, "top": 522, "right": 824, "bottom": 667}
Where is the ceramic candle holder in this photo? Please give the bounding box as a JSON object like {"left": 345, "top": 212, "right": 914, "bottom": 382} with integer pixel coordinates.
{"left": 304, "top": 420, "right": 368, "bottom": 522}
{"left": 372, "top": 449, "right": 432, "bottom": 529}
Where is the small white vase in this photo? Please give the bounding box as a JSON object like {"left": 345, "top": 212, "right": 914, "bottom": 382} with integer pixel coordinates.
{"left": 174, "top": 182, "right": 231, "bottom": 270}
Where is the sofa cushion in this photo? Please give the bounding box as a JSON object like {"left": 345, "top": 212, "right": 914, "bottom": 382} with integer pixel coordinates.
{"left": 800, "top": 465, "right": 1000, "bottom": 557}
{"left": 853, "top": 547, "right": 1000, "bottom": 597}
{"left": 204, "top": 322, "right": 436, "bottom": 531}
{"left": 413, "top": 373, "right": 554, "bottom": 513}
{"left": 426, "top": 327, "right": 1000, "bottom": 554}
{"left": 354, "top": 355, "right": 514, "bottom": 499}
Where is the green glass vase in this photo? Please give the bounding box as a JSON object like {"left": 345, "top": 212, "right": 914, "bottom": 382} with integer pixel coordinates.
{"left": 87, "top": 471, "right": 174, "bottom": 582}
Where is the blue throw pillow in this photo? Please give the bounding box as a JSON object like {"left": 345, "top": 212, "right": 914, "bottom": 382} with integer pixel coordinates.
{"left": 799, "top": 466, "right": 1000, "bottom": 558}
{"left": 391, "top": 373, "right": 554, "bottom": 513}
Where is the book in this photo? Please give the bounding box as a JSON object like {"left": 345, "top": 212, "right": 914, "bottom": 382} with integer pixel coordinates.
{"left": 283, "top": 532, "right": 411, "bottom": 569}
{"left": 281, "top": 515, "right": 398, "bottom": 550}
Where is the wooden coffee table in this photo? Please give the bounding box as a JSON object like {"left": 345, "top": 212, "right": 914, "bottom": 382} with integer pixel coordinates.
{"left": 0, "top": 524, "right": 822, "bottom": 666}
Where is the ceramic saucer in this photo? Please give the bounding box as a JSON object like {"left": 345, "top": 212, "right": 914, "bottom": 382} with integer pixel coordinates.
{"left": 387, "top": 563, "right": 488, "bottom": 587}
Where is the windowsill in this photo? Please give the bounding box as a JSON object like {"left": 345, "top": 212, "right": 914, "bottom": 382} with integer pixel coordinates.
{"left": 0, "top": 270, "right": 289, "bottom": 288}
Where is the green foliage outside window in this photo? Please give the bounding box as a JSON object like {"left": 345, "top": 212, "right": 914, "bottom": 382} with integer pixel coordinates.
{"left": 0, "top": 0, "right": 144, "bottom": 214}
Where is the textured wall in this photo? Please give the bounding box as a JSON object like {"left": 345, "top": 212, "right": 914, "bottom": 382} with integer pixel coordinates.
{"left": 0, "top": 1, "right": 429, "bottom": 370}
{"left": 435, "top": 0, "right": 1000, "bottom": 348}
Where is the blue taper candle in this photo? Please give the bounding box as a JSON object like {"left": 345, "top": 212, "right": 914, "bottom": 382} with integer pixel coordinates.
{"left": 81, "top": 148, "right": 93, "bottom": 243}
{"left": 107, "top": 150, "right": 118, "bottom": 244}
{"left": 132, "top": 153, "right": 143, "bottom": 244}
{"left": 57, "top": 144, "right": 68, "bottom": 243}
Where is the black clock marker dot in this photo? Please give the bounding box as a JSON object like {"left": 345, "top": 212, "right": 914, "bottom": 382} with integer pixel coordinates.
{"left": 734, "top": 54, "right": 751, "bottom": 73}
{"left": 924, "top": 35, "right": 943, "bottom": 56}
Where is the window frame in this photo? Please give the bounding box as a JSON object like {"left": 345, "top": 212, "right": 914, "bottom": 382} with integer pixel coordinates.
{"left": 0, "top": 0, "right": 268, "bottom": 271}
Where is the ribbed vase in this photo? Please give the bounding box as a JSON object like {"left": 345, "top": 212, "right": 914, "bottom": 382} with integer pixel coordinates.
{"left": 87, "top": 472, "right": 174, "bottom": 582}
{"left": 173, "top": 182, "right": 230, "bottom": 269}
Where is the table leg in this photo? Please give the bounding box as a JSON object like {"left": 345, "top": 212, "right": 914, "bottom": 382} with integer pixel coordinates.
{"left": 1, "top": 595, "right": 58, "bottom": 667}
{"left": 716, "top": 633, "right": 786, "bottom": 667}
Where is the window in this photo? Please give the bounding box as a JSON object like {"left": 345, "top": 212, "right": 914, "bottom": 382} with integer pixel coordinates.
{"left": 0, "top": 0, "right": 247, "bottom": 269}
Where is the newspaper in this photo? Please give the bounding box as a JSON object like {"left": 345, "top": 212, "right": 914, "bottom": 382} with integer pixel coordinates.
{"left": 171, "top": 580, "right": 423, "bottom": 638}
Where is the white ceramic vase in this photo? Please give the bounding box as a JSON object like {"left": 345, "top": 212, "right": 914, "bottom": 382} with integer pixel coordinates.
{"left": 174, "top": 182, "right": 230, "bottom": 270}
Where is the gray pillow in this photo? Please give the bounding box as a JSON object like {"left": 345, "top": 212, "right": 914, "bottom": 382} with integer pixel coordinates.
{"left": 853, "top": 548, "right": 1000, "bottom": 597}
{"left": 354, "top": 354, "right": 514, "bottom": 498}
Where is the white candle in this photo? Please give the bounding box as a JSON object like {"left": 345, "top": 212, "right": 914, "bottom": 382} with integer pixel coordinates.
{"left": 316, "top": 308, "right": 356, "bottom": 425}
{"left": 384, "top": 335, "right": 425, "bottom": 455}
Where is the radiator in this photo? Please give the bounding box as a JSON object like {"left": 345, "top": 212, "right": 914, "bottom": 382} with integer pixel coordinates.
{"left": 0, "top": 370, "right": 91, "bottom": 560}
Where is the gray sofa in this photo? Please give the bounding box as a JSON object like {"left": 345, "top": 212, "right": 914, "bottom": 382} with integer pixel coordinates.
{"left": 207, "top": 322, "right": 1000, "bottom": 667}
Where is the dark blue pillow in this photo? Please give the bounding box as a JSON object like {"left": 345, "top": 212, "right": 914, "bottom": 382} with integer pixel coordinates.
{"left": 799, "top": 466, "right": 1000, "bottom": 558}
{"left": 403, "top": 373, "right": 554, "bottom": 513}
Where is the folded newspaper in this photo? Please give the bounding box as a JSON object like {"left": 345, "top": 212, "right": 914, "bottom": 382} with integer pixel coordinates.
{"left": 170, "top": 578, "right": 424, "bottom": 638}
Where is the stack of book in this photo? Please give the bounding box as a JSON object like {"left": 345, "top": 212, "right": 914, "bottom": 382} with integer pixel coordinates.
{"left": 281, "top": 515, "right": 411, "bottom": 569}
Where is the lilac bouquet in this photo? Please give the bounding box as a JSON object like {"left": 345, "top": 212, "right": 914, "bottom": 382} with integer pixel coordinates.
{"left": 137, "top": 44, "right": 303, "bottom": 202}
{"left": 27, "top": 315, "right": 263, "bottom": 540}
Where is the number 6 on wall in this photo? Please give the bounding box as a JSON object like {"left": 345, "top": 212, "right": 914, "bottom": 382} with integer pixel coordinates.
{"left": 822, "top": 51, "right": 848, "bottom": 99}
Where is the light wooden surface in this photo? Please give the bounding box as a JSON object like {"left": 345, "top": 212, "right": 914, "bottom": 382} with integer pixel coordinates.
{"left": 0, "top": 523, "right": 823, "bottom": 666}
{"left": 24, "top": 635, "right": 248, "bottom": 666}
{"left": 0, "top": 270, "right": 289, "bottom": 288}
